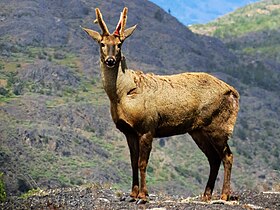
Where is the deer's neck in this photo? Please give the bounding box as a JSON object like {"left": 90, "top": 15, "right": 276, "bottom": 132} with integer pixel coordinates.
{"left": 100, "top": 56, "right": 134, "bottom": 104}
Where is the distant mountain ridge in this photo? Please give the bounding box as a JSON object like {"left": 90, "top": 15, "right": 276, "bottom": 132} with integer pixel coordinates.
{"left": 149, "top": 0, "right": 260, "bottom": 25}
{"left": 189, "top": 0, "right": 280, "bottom": 38}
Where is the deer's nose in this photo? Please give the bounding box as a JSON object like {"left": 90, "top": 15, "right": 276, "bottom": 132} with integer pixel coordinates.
{"left": 105, "top": 57, "right": 116, "bottom": 67}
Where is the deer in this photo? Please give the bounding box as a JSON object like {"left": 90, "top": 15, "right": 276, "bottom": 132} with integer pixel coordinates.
{"left": 82, "top": 7, "right": 239, "bottom": 204}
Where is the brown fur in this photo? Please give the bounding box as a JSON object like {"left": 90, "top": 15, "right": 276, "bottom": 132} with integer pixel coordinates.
{"left": 82, "top": 7, "right": 239, "bottom": 202}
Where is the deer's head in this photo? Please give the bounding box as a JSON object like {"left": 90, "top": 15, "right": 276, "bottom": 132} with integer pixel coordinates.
{"left": 82, "top": 7, "right": 137, "bottom": 68}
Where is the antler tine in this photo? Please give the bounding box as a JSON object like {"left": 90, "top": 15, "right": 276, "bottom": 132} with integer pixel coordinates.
{"left": 120, "top": 7, "right": 128, "bottom": 39}
{"left": 95, "top": 8, "right": 110, "bottom": 35}
{"left": 114, "top": 11, "right": 123, "bottom": 36}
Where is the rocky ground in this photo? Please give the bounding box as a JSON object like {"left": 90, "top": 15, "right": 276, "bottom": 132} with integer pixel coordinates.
{"left": 1, "top": 185, "right": 280, "bottom": 210}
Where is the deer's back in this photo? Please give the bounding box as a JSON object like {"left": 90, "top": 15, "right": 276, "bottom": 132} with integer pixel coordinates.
{"left": 116, "top": 71, "right": 239, "bottom": 137}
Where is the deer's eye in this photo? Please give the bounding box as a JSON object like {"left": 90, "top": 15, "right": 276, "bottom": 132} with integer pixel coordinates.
{"left": 101, "top": 43, "right": 105, "bottom": 48}
{"left": 117, "top": 43, "right": 122, "bottom": 48}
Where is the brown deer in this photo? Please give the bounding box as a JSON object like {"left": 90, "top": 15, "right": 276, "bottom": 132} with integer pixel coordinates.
{"left": 82, "top": 7, "right": 239, "bottom": 204}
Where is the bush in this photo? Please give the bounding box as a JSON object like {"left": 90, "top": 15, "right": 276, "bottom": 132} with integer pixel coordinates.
{"left": 13, "top": 82, "right": 24, "bottom": 95}
{"left": 0, "top": 87, "right": 9, "bottom": 96}
{"left": 154, "top": 9, "right": 164, "bottom": 22}
{"left": 0, "top": 172, "right": 6, "bottom": 202}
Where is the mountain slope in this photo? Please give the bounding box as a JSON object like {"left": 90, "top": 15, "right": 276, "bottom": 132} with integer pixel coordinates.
{"left": 0, "top": 0, "right": 279, "bottom": 198}
{"left": 0, "top": 0, "right": 238, "bottom": 74}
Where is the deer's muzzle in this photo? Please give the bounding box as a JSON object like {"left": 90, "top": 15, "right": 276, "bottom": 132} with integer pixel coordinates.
{"left": 105, "top": 57, "right": 116, "bottom": 68}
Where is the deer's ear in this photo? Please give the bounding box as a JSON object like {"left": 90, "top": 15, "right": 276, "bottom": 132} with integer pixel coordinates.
{"left": 123, "top": 24, "right": 137, "bottom": 40}
{"left": 82, "top": 27, "right": 102, "bottom": 42}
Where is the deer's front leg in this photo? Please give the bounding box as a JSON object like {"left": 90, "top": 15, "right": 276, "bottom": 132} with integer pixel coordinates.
{"left": 125, "top": 132, "right": 140, "bottom": 200}
{"left": 138, "top": 132, "right": 153, "bottom": 202}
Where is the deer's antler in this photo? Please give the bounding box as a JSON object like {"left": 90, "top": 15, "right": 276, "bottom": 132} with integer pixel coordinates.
{"left": 95, "top": 8, "right": 110, "bottom": 35}
{"left": 114, "top": 7, "right": 128, "bottom": 40}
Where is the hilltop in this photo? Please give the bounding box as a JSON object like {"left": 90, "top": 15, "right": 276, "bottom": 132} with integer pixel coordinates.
{"left": 0, "top": 0, "right": 279, "bottom": 204}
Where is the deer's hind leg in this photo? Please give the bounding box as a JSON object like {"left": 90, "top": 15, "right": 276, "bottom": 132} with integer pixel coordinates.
{"left": 213, "top": 142, "right": 233, "bottom": 201}
{"left": 190, "top": 131, "right": 222, "bottom": 201}
{"left": 205, "top": 133, "right": 233, "bottom": 201}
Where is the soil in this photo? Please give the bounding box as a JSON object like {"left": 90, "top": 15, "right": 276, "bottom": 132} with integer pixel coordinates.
{"left": 1, "top": 186, "right": 280, "bottom": 210}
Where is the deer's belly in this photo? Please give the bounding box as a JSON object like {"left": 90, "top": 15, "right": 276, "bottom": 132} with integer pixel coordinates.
{"left": 154, "top": 111, "right": 197, "bottom": 137}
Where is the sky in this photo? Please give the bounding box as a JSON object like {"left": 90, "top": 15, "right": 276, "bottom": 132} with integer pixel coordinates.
{"left": 149, "top": 0, "right": 260, "bottom": 25}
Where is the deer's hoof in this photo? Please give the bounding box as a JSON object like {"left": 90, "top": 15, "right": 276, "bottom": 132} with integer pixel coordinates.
{"left": 221, "top": 194, "right": 229, "bottom": 201}
{"left": 201, "top": 194, "right": 211, "bottom": 202}
{"left": 136, "top": 199, "right": 147, "bottom": 205}
{"left": 119, "top": 195, "right": 137, "bottom": 202}
{"left": 128, "top": 197, "right": 137, "bottom": 202}
{"left": 120, "top": 196, "right": 126, "bottom": 202}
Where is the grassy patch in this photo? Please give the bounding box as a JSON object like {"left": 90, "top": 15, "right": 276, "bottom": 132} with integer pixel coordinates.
{"left": 45, "top": 82, "right": 106, "bottom": 108}
{"left": 242, "top": 44, "right": 280, "bottom": 61}
{"left": 0, "top": 46, "right": 81, "bottom": 72}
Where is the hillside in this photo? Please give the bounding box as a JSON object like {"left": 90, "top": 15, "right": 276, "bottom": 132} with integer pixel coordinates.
{"left": 0, "top": 0, "right": 280, "bottom": 202}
